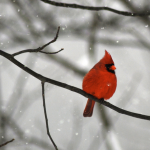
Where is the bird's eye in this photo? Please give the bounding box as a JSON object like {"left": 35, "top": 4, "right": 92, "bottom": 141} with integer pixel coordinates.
{"left": 105, "top": 64, "right": 115, "bottom": 74}
{"left": 105, "top": 64, "right": 113, "bottom": 69}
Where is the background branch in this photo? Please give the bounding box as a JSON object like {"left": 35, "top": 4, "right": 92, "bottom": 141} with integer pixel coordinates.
{"left": 0, "top": 139, "right": 15, "bottom": 148}
{"left": 41, "top": 82, "right": 58, "bottom": 150}
{"left": 41, "top": 0, "right": 150, "bottom": 17}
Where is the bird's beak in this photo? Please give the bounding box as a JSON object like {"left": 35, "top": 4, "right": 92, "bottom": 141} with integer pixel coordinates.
{"left": 110, "top": 65, "right": 116, "bottom": 70}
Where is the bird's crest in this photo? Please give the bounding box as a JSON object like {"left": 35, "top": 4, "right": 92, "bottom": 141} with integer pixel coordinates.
{"left": 100, "top": 50, "right": 114, "bottom": 65}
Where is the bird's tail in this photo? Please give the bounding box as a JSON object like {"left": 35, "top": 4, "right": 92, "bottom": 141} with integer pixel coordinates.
{"left": 83, "top": 99, "right": 95, "bottom": 117}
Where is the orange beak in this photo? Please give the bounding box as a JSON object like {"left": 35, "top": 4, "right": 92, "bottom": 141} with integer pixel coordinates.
{"left": 110, "top": 65, "right": 116, "bottom": 70}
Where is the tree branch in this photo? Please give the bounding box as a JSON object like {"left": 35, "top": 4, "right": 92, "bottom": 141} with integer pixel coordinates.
{"left": 0, "top": 139, "right": 15, "bottom": 148}
{"left": 41, "top": 82, "right": 58, "bottom": 150}
{"left": 12, "top": 27, "right": 63, "bottom": 56}
{"left": 40, "top": 48, "right": 63, "bottom": 54}
{"left": 0, "top": 50, "right": 150, "bottom": 121}
{"left": 41, "top": 0, "right": 150, "bottom": 17}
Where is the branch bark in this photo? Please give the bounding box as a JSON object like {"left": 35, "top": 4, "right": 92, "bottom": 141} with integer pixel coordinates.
{"left": 0, "top": 139, "right": 15, "bottom": 148}
{"left": 12, "top": 27, "right": 63, "bottom": 56}
{"left": 0, "top": 49, "right": 150, "bottom": 121}
{"left": 41, "top": 82, "right": 58, "bottom": 150}
{"left": 41, "top": 0, "right": 150, "bottom": 17}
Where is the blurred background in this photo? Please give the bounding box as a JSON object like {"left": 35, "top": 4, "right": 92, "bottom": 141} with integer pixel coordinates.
{"left": 0, "top": 0, "right": 150, "bottom": 150}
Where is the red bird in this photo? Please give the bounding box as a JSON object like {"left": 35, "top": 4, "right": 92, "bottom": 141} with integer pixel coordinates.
{"left": 83, "top": 50, "right": 117, "bottom": 117}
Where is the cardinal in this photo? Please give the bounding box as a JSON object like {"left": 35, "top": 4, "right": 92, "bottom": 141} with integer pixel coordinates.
{"left": 83, "top": 50, "right": 117, "bottom": 117}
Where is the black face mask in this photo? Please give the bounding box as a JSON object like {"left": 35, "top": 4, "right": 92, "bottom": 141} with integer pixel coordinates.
{"left": 105, "top": 63, "right": 115, "bottom": 74}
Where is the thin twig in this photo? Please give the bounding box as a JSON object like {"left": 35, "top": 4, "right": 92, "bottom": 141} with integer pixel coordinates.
{"left": 0, "top": 50, "right": 150, "bottom": 121}
{"left": 41, "top": 82, "right": 58, "bottom": 150}
{"left": 40, "top": 48, "right": 64, "bottom": 54}
{"left": 0, "top": 139, "right": 15, "bottom": 148}
{"left": 12, "top": 27, "right": 61, "bottom": 56}
{"left": 41, "top": 0, "right": 150, "bottom": 17}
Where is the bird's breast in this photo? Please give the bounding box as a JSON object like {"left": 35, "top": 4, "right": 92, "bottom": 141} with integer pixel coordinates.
{"left": 82, "top": 69, "right": 117, "bottom": 99}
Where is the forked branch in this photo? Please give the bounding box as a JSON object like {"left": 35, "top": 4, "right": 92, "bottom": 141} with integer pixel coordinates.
{"left": 0, "top": 50, "right": 150, "bottom": 121}
{"left": 12, "top": 27, "right": 63, "bottom": 57}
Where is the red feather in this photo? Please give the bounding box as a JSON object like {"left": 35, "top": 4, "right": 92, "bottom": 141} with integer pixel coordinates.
{"left": 83, "top": 50, "right": 117, "bottom": 117}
